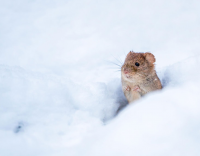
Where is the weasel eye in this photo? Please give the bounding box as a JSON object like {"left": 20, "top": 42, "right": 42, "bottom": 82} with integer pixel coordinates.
{"left": 135, "top": 62, "right": 140, "bottom": 66}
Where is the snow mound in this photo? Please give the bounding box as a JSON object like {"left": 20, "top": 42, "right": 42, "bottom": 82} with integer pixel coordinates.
{"left": 0, "top": 55, "right": 200, "bottom": 156}
{"left": 85, "top": 55, "right": 200, "bottom": 156}
{"left": 0, "top": 64, "right": 123, "bottom": 156}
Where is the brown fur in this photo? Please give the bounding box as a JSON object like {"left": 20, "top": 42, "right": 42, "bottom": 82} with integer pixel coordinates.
{"left": 121, "top": 51, "right": 162, "bottom": 103}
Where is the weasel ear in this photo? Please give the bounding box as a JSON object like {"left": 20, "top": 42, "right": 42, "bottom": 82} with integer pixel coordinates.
{"left": 144, "top": 52, "right": 155, "bottom": 64}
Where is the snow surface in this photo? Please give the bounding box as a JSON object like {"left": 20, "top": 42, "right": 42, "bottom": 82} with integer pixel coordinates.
{"left": 0, "top": 0, "right": 200, "bottom": 156}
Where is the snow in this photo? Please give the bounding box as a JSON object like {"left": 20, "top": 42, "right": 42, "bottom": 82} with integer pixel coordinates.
{"left": 0, "top": 0, "right": 200, "bottom": 156}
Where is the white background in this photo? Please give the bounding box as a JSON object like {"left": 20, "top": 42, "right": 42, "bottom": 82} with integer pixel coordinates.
{"left": 0, "top": 0, "right": 200, "bottom": 156}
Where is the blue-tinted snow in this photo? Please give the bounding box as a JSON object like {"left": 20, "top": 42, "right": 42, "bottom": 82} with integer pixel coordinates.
{"left": 0, "top": 0, "right": 200, "bottom": 156}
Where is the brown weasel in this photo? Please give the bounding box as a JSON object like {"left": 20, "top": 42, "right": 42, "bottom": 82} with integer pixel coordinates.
{"left": 121, "top": 51, "right": 162, "bottom": 103}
